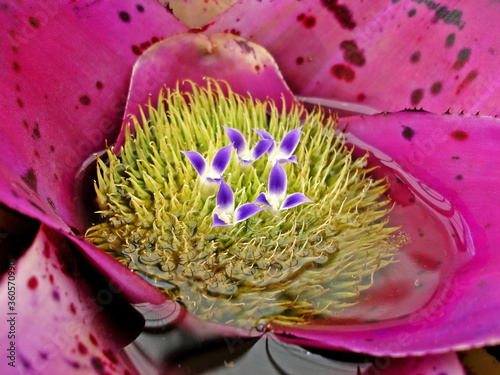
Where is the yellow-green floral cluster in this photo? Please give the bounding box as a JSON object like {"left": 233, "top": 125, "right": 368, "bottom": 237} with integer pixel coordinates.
{"left": 86, "top": 80, "right": 408, "bottom": 328}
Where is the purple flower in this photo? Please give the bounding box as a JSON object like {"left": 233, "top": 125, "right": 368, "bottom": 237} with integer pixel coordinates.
{"left": 255, "top": 163, "right": 311, "bottom": 211}
{"left": 254, "top": 127, "right": 302, "bottom": 164}
{"left": 212, "top": 180, "right": 264, "bottom": 227}
{"left": 1, "top": 1, "right": 500, "bottom": 373}
{"left": 181, "top": 145, "right": 232, "bottom": 183}
{"left": 223, "top": 126, "right": 273, "bottom": 164}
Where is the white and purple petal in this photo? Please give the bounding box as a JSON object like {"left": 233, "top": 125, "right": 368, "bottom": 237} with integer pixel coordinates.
{"left": 278, "top": 155, "right": 298, "bottom": 164}
{"left": 224, "top": 127, "right": 248, "bottom": 156}
{"left": 235, "top": 203, "right": 265, "bottom": 223}
{"left": 280, "top": 126, "right": 302, "bottom": 157}
{"left": 255, "top": 193, "right": 271, "bottom": 207}
{"left": 252, "top": 139, "right": 273, "bottom": 161}
{"left": 211, "top": 145, "right": 233, "bottom": 175}
{"left": 281, "top": 193, "right": 312, "bottom": 210}
{"left": 254, "top": 128, "right": 275, "bottom": 154}
{"left": 212, "top": 213, "right": 229, "bottom": 228}
{"left": 269, "top": 162, "right": 287, "bottom": 198}
{"left": 216, "top": 179, "right": 235, "bottom": 211}
{"left": 181, "top": 151, "right": 206, "bottom": 176}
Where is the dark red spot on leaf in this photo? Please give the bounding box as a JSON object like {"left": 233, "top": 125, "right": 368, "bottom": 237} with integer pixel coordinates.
{"left": 21, "top": 168, "right": 37, "bottom": 193}
{"left": 331, "top": 64, "right": 355, "bottom": 82}
{"left": 131, "top": 45, "right": 142, "bottom": 55}
{"left": 296, "top": 57, "right": 304, "bottom": 65}
{"left": 402, "top": 126, "right": 415, "bottom": 141}
{"left": 411, "top": 89, "right": 424, "bottom": 105}
{"left": 451, "top": 130, "right": 468, "bottom": 141}
{"left": 410, "top": 51, "right": 421, "bottom": 63}
{"left": 28, "top": 276, "right": 38, "bottom": 289}
{"left": 357, "top": 93, "right": 366, "bottom": 102}
{"left": 119, "top": 11, "right": 130, "bottom": 22}
{"left": 96, "top": 81, "right": 103, "bottom": 89}
{"left": 453, "top": 48, "right": 471, "bottom": 69}
{"left": 103, "top": 349, "right": 118, "bottom": 364}
{"left": 13, "top": 61, "right": 20, "bottom": 72}
{"left": 136, "top": 4, "right": 144, "bottom": 12}
{"left": 456, "top": 174, "right": 463, "bottom": 180}
{"left": 32, "top": 123, "right": 40, "bottom": 139}
{"left": 431, "top": 82, "right": 443, "bottom": 95}
{"left": 52, "top": 290, "right": 60, "bottom": 301}
{"left": 321, "top": 0, "right": 356, "bottom": 29}
{"left": 70, "top": 303, "right": 76, "bottom": 314}
{"left": 49, "top": 274, "right": 54, "bottom": 284}
{"left": 78, "top": 342, "right": 88, "bottom": 355}
{"left": 16, "top": 98, "right": 23, "bottom": 108}
{"left": 304, "top": 16, "right": 316, "bottom": 28}
{"left": 151, "top": 37, "right": 159, "bottom": 44}
{"left": 297, "top": 13, "right": 305, "bottom": 21}
{"left": 89, "top": 334, "right": 98, "bottom": 346}
{"left": 408, "top": 9, "right": 416, "bottom": 17}
{"left": 79, "top": 95, "right": 90, "bottom": 105}
{"left": 456, "top": 70, "right": 478, "bottom": 94}
{"left": 445, "top": 33, "right": 455, "bottom": 48}
{"left": 91, "top": 357, "right": 104, "bottom": 373}
{"left": 340, "top": 40, "right": 365, "bottom": 66}
{"left": 29, "top": 16, "right": 40, "bottom": 28}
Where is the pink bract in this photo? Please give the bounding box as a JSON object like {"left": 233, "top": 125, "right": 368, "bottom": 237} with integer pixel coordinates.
{"left": 1, "top": 0, "right": 499, "bottom": 373}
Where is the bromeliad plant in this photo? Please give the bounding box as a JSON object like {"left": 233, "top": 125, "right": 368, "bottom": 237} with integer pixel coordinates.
{"left": 3, "top": 1, "right": 500, "bottom": 373}
{"left": 86, "top": 81, "right": 408, "bottom": 327}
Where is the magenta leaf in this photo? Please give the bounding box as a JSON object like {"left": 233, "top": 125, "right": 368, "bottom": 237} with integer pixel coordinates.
{"left": 117, "top": 32, "right": 297, "bottom": 148}
{"left": 206, "top": 0, "right": 500, "bottom": 116}
{"left": 271, "top": 111, "right": 500, "bottom": 356}
{"left": 0, "top": 0, "right": 187, "bottom": 235}
{"left": 0, "top": 225, "right": 144, "bottom": 374}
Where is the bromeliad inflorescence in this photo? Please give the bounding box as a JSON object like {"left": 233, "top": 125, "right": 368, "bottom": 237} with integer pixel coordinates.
{"left": 86, "top": 80, "right": 409, "bottom": 328}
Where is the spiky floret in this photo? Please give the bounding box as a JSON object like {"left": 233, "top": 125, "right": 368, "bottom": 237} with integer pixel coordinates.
{"left": 86, "top": 80, "right": 409, "bottom": 328}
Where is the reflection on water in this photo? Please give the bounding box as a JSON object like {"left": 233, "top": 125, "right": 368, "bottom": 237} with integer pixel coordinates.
{"left": 123, "top": 132, "right": 476, "bottom": 374}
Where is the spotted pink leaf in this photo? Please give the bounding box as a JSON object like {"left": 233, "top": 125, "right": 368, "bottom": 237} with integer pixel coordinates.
{"left": 206, "top": 0, "right": 500, "bottom": 116}
{"left": 0, "top": 0, "right": 187, "bottom": 235}
{"left": 0, "top": 226, "right": 143, "bottom": 374}
{"left": 272, "top": 111, "right": 500, "bottom": 356}
{"left": 117, "top": 33, "right": 296, "bottom": 148}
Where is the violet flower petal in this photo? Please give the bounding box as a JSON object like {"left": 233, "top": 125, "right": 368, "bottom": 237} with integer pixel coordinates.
{"left": 281, "top": 193, "right": 311, "bottom": 210}
{"left": 181, "top": 151, "right": 206, "bottom": 177}
{"left": 255, "top": 193, "right": 271, "bottom": 207}
{"left": 212, "top": 213, "right": 229, "bottom": 228}
{"left": 216, "top": 179, "right": 234, "bottom": 211}
{"left": 224, "top": 127, "right": 247, "bottom": 156}
{"left": 0, "top": 0, "right": 186, "bottom": 233}
{"left": 280, "top": 126, "right": 302, "bottom": 157}
{"left": 206, "top": 1, "right": 500, "bottom": 116}
{"left": 272, "top": 112, "right": 500, "bottom": 356}
{"left": 279, "top": 155, "right": 298, "bottom": 164}
{"left": 254, "top": 129, "right": 275, "bottom": 154}
{"left": 234, "top": 203, "right": 265, "bottom": 223}
{"left": 269, "top": 162, "right": 287, "bottom": 197}
{"left": 211, "top": 145, "right": 232, "bottom": 176}
{"left": 252, "top": 139, "right": 273, "bottom": 161}
{"left": 118, "top": 33, "right": 297, "bottom": 149}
